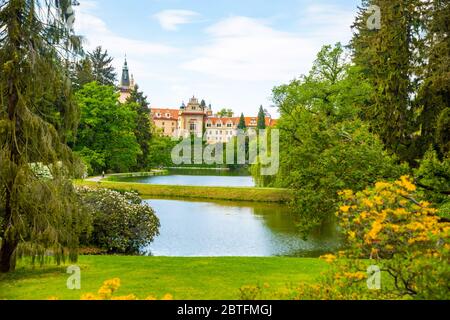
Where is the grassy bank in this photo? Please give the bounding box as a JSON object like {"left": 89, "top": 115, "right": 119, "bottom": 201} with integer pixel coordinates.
{"left": 0, "top": 256, "right": 326, "bottom": 300}
{"left": 75, "top": 180, "right": 293, "bottom": 203}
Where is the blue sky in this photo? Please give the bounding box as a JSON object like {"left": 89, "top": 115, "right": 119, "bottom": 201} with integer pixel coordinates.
{"left": 75, "top": 0, "right": 359, "bottom": 117}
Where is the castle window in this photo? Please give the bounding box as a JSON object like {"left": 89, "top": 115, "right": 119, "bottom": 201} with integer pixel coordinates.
{"left": 190, "top": 123, "right": 197, "bottom": 132}
{"left": 157, "top": 113, "right": 161, "bottom": 118}
{"left": 217, "top": 123, "right": 222, "bottom": 128}
{"left": 166, "top": 113, "right": 171, "bottom": 118}
{"left": 227, "top": 123, "right": 232, "bottom": 128}
{"left": 206, "top": 123, "right": 212, "bottom": 128}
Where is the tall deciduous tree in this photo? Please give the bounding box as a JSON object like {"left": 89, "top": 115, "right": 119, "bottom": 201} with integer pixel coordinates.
{"left": 126, "top": 85, "right": 152, "bottom": 170}
{"left": 0, "top": 0, "right": 90, "bottom": 272}
{"left": 75, "top": 82, "right": 141, "bottom": 174}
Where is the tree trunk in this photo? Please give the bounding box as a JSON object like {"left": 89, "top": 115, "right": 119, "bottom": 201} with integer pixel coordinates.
{"left": 0, "top": 238, "right": 18, "bottom": 273}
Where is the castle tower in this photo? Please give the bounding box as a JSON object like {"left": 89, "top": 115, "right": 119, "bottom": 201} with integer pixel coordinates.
{"left": 119, "top": 57, "right": 135, "bottom": 103}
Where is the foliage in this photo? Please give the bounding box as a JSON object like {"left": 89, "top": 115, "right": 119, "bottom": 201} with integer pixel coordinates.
{"left": 77, "top": 187, "right": 160, "bottom": 254}
{"left": 351, "top": 0, "right": 422, "bottom": 160}
{"left": 88, "top": 46, "right": 117, "bottom": 86}
{"left": 125, "top": 85, "right": 153, "bottom": 170}
{"left": 146, "top": 135, "right": 178, "bottom": 168}
{"left": 0, "top": 0, "right": 89, "bottom": 272}
{"left": 71, "top": 46, "right": 117, "bottom": 90}
{"left": 257, "top": 105, "right": 266, "bottom": 130}
{"left": 74, "top": 82, "right": 142, "bottom": 174}
{"left": 262, "top": 43, "right": 406, "bottom": 233}
{"left": 351, "top": 0, "right": 450, "bottom": 162}
{"left": 241, "top": 177, "right": 450, "bottom": 300}
{"left": 238, "top": 113, "right": 246, "bottom": 130}
{"left": 414, "top": 149, "right": 450, "bottom": 219}
{"left": 217, "top": 108, "right": 234, "bottom": 117}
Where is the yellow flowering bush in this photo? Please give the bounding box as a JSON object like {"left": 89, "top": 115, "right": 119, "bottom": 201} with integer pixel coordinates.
{"left": 329, "top": 176, "right": 449, "bottom": 299}
{"left": 79, "top": 278, "right": 173, "bottom": 301}
{"left": 241, "top": 177, "right": 449, "bottom": 300}
{"left": 337, "top": 176, "right": 448, "bottom": 261}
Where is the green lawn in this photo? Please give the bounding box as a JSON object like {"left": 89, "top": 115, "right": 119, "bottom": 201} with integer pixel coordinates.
{"left": 0, "top": 256, "right": 326, "bottom": 300}
{"left": 75, "top": 180, "right": 293, "bottom": 203}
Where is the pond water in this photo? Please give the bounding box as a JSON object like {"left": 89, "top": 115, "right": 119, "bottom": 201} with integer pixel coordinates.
{"left": 144, "top": 198, "right": 340, "bottom": 257}
{"left": 116, "top": 169, "right": 255, "bottom": 187}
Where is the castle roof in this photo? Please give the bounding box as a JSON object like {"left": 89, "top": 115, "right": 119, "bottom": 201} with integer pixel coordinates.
{"left": 120, "top": 57, "right": 130, "bottom": 88}
{"left": 151, "top": 108, "right": 179, "bottom": 120}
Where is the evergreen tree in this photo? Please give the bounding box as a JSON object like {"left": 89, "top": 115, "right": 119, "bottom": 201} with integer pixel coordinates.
{"left": 0, "top": 0, "right": 90, "bottom": 272}
{"left": 351, "top": 0, "right": 423, "bottom": 160}
{"left": 238, "top": 113, "right": 246, "bottom": 130}
{"left": 416, "top": 0, "right": 450, "bottom": 157}
{"left": 72, "top": 57, "right": 95, "bottom": 90}
{"left": 200, "top": 99, "right": 206, "bottom": 109}
{"left": 257, "top": 105, "right": 266, "bottom": 130}
{"left": 126, "top": 85, "right": 153, "bottom": 169}
{"left": 88, "top": 46, "right": 117, "bottom": 86}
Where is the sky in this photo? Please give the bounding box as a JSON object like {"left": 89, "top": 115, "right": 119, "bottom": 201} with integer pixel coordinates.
{"left": 74, "top": 0, "right": 359, "bottom": 117}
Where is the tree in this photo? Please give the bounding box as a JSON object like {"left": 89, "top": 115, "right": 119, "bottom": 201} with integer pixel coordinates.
{"left": 351, "top": 0, "right": 424, "bottom": 161}
{"left": 72, "top": 57, "right": 95, "bottom": 90}
{"left": 238, "top": 113, "right": 246, "bottom": 130}
{"left": 125, "top": 85, "right": 152, "bottom": 170}
{"left": 200, "top": 99, "right": 207, "bottom": 109}
{"left": 0, "top": 0, "right": 90, "bottom": 272}
{"left": 217, "top": 108, "right": 234, "bottom": 117}
{"left": 260, "top": 44, "right": 406, "bottom": 233}
{"left": 88, "top": 46, "right": 117, "bottom": 86}
{"left": 74, "top": 82, "right": 141, "bottom": 174}
{"left": 257, "top": 105, "right": 266, "bottom": 130}
{"left": 416, "top": 0, "right": 450, "bottom": 158}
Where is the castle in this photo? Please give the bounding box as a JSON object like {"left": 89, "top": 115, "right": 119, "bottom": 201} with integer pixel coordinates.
{"left": 119, "top": 59, "right": 277, "bottom": 143}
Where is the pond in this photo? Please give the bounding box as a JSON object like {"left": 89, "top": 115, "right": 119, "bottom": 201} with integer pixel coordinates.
{"left": 144, "top": 198, "right": 340, "bottom": 257}
{"left": 116, "top": 168, "right": 255, "bottom": 187}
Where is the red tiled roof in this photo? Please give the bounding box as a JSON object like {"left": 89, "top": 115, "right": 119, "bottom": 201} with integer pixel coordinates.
{"left": 205, "top": 117, "right": 240, "bottom": 125}
{"left": 151, "top": 108, "right": 179, "bottom": 120}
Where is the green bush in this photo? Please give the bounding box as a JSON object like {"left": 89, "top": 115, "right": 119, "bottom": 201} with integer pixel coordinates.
{"left": 77, "top": 187, "right": 160, "bottom": 254}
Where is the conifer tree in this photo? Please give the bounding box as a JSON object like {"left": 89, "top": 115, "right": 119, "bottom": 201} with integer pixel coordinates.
{"left": 238, "top": 113, "right": 246, "bottom": 130}
{"left": 0, "top": 0, "right": 90, "bottom": 272}
{"left": 257, "top": 105, "right": 266, "bottom": 130}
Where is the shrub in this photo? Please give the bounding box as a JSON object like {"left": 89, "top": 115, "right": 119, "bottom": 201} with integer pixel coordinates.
{"left": 77, "top": 187, "right": 160, "bottom": 254}
{"left": 242, "top": 177, "right": 449, "bottom": 300}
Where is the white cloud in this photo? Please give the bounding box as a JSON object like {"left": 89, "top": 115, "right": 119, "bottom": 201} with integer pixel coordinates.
{"left": 153, "top": 10, "right": 200, "bottom": 31}
{"left": 182, "top": 16, "right": 318, "bottom": 82}
{"left": 75, "top": 1, "right": 177, "bottom": 56}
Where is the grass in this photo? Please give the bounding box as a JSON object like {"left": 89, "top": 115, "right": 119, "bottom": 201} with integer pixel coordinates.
{"left": 74, "top": 180, "right": 293, "bottom": 203}
{"left": 0, "top": 256, "right": 326, "bottom": 300}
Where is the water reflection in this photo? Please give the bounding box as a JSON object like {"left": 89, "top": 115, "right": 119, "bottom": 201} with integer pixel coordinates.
{"left": 143, "top": 198, "right": 341, "bottom": 257}
{"left": 115, "top": 169, "right": 255, "bottom": 187}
